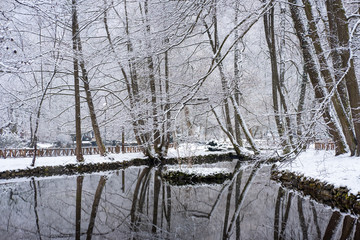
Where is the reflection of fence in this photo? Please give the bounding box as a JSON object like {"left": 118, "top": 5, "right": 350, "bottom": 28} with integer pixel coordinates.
{"left": 314, "top": 142, "right": 335, "bottom": 150}
{"left": 0, "top": 144, "right": 176, "bottom": 159}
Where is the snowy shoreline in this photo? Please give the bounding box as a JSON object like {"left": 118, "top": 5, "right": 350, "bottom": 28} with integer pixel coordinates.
{"left": 278, "top": 145, "right": 360, "bottom": 195}
{"left": 1, "top": 143, "right": 359, "bottom": 197}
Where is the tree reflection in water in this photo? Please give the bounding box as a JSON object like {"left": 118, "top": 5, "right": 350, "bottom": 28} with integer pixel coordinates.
{"left": 0, "top": 161, "right": 359, "bottom": 239}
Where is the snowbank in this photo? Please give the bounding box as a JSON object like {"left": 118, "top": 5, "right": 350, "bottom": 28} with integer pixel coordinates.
{"left": 279, "top": 146, "right": 360, "bottom": 195}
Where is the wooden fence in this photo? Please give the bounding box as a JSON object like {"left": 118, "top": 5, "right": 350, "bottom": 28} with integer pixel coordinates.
{"left": 0, "top": 146, "right": 142, "bottom": 159}
{"left": 314, "top": 142, "right": 335, "bottom": 150}
{"left": 0, "top": 143, "right": 176, "bottom": 159}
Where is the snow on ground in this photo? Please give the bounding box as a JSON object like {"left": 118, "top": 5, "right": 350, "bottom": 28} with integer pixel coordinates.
{"left": 0, "top": 152, "right": 146, "bottom": 172}
{"left": 164, "top": 164, "right": 231, "bottom": 176}
{"left": 36, "top": 142, "right": 54, "bottom": 148}
{"left": 278, "top": 145, "right": 360, "bottom": 195}
{"left": 166, "top": 143, "right": 231, "bottom": 158}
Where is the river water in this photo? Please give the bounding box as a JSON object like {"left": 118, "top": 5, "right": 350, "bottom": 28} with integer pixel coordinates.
{"left": 0, "top": 160, "right": 358, "bottom": 239}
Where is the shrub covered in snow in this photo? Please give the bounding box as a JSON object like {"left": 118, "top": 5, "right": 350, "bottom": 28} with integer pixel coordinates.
{"left": 0, "top": 130, "right": 24, "bottom": 148}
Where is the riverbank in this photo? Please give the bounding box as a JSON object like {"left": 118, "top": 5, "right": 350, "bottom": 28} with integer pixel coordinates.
{"left": 0, "top": 143, "right": 245, "bottom": 180}
{"left": 273, "top": 145, "right": 360, "bottom": 215}
{"left": 277, "top": 146, "right": 360, "bottom": 195}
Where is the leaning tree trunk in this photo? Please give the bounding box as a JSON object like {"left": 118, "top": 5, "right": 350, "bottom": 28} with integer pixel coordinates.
{"left": 289, "top": 0, "right": 346, "bottom": 155}
{"left": 296, "top": 66, "right": 307, "bottom": 139}
{"left": 31, "top": 70, "right": 57, "bottom": 166}
{"left": 303, "top": 0, "right": 357, "bottom": 155}
{"left": 324, "top": 1, "right": 351, "bottom": 115}
{"left": 230, "top": 96, "right": 260, "bottom": 155}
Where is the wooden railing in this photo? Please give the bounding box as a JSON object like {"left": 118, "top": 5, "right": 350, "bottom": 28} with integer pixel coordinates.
{"left": 0, "top": 146, "right": 142, "bottom": 159}
{"left": 0, "top": 143, "right": 176, "bottom": 159}
{"left": 314, "top": 142, "right": 335, "bottom": 150}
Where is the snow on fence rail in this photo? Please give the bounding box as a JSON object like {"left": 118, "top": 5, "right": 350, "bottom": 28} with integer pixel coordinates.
{"left": 314, "top": 142, "right": 335, "bottom": 150}
{"left": 0, "top": 146, "right": 140, "bottom": 159}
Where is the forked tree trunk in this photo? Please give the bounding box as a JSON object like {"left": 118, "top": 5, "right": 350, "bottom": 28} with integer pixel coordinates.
{"left": 324, "top": 1, "right": 350, "bottom": 114}
{"left": 74, "top": 5, "right": 106, "bottom": 156}
{"left": 144, "top": 0, "right": 161, "bottom": 159}
{"left": 263, "top": 3, "right": 290, "bottom": 153}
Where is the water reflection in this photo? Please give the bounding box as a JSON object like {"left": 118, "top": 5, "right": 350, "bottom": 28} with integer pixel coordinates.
{"left": 0, "top": 161, "right": 359, "bottom": 239}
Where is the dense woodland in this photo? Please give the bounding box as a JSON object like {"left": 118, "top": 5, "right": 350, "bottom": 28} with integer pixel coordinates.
{"left": 1, "top": 0, "right": 360, "bottom": 161}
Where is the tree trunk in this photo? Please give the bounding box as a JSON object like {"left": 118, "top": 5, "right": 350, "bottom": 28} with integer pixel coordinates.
{"left": 72, "top": 0, "right": 84, "bottom": 162}
{"left": 144, "top": 0, "right": 161, "bottom": 159}
{"left": 162, "top": 48, "right": 171, "bottom": 156}
{"left": 184, "top": 106, "right": 194, "bottom": 137}
{"left": 234, "top": 1, "right": 243, "bottom": 147}
{"left": 296, "top": 67, "right": 307, "bottom": 139}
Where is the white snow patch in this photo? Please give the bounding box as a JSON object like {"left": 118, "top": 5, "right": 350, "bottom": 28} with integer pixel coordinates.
{"left": 165, "top": 164, "right": 231, "bottom": 176}
{"left": 37, "top": 142, "right": 54, "bottom": 148}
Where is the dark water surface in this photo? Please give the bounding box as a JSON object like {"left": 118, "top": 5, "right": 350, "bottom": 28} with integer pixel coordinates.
{"left": 0, "top": 160, "right": 358, "bottom": 240}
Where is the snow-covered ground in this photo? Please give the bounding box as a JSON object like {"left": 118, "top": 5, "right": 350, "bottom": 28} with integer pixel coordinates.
{"left": 165, "top": 164, "right": 231, "bottom": 176}
{"left": 278, "top": 144, "right": 360, "bottom": 195}
{"left": 0, "top": 152, "right": 146, "bottom": 172}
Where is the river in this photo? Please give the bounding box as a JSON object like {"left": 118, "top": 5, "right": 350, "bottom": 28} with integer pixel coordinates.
{"left": 0, "top": 160, "right": 358, "bottom": 239}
